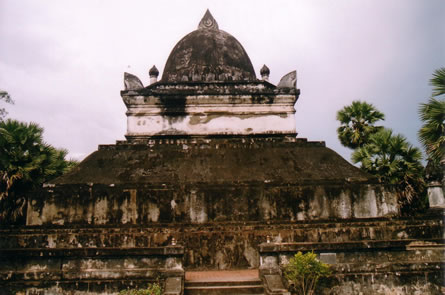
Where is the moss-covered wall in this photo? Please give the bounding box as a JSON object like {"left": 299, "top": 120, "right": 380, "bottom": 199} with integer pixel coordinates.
{"left": 260, "top": 239, "right": 444, "bottom": 295}
{"left": 0, "top": 246, "right": 184, "bottom": 295}
{"left": 1, "top": 216, "right": 443, "bottom": 294}
{"left": 26, "top": 183, "right": 398, "bottom": 226}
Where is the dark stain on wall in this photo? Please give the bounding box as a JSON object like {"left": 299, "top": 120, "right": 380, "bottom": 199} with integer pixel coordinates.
{"left": 157, "top": 95, "right": 188, "bottom": 122}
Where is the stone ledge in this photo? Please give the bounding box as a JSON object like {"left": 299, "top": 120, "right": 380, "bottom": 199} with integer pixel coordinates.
{"left": 1, "top": 269, "right": 183, "bottom": 281}
{"left": 1, "top": 214, "right": 442, "bottom": 231}
{"left": 330, "top": 262, "right": 443, "bottom": 274}
{"left": 259, "top": 239, "right": 445, "bottom": 253}
{"left": 2, "top": 278, "right": 179, "bottom": 291}
{"left": 99, "top": 134, "right": 326, "bottom": 150}
{"left": 0, "top": 246, "right": 184, "bottom": 258}
{"left": 121, "top": 80, "right": 299, "bottom": 96}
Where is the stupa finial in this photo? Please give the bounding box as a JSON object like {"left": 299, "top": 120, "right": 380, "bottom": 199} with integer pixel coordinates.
{"left": 198, "top": 9, "right": 219, "bottom": 30}
{"left": 260, "top": 64, "right": 270, "bottom": 81}
{"left": 149, "top": 65, "right": 159, "bottom": 84}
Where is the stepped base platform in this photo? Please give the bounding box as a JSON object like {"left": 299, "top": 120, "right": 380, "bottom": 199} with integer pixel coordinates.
{"left": 0, "top": 214, "right": 443, "bottom": 294}
{"left": 185, "top": 270, "right": 264, "bottom": 295}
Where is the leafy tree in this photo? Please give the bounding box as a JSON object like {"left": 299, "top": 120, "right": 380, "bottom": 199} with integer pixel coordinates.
{"left": 352, "top": 128, "right": 426, "bottom": 210}
{"left": 418, "top": 68, "right": 445, "bottom": 183}
{"left": 284, "top": 251, "right": 331, "bottom": 295}
{"left": 0, "top": 90, "right": 14, "bottom": 121}
{"left": 336, "top": 100, "right": 385, "bottom": 149}
{"left": 119, "top": 283, "right": 162, "bottom": 295}
{"left": 0, "top": 119, "right": 77, "bottom": 222}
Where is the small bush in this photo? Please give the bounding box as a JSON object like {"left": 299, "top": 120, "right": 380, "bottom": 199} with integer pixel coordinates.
{"left": 284, "top": 252, "right": 331, "bottom": 295}
{"left": 118, "top": 283, "right": 162, "bottom": 295}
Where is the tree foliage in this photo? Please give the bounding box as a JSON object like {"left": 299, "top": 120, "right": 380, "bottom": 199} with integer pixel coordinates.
{"left": 0, "top": 90, "right": 14, "bottom": 121}
{"left": 0, "top": 119, "right": 77, "bottom": 221}
{"left": 336, "top": 99, "right": 427, "bottom": 212}
{"left": 119, "top": 283, "right": 162, "bottom": 295}
{"left": 352, "top": 128, "right": 426, "bottom": 209}
{"left": 284, "top": 251, "right": 331, "bottom": 295}
{"left": 336, "top": 100, "right": 385, "bottom": 149}
{"left": 418, "top": 68, "right": 445, "bottom": 169}
{"left": 430, "top": 67, "right": 445, "bottom": 98}
{"left": 418, "top": 97, "right": 445, "bottom": 165}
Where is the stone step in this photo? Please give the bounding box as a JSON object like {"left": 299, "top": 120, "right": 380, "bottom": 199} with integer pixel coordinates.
{"left": 184, "top": 270, "right": 264, "bottom": 295}
{"left": 186, "top": 279, "right": 262, "bottom": 287}
{"left": 184, "top": 284, "right": 264, "bottom": 295}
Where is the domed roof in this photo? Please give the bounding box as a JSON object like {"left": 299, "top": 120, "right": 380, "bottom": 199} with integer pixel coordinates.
{"left": 162, "top": 10, "right": 256, "bottom": 83}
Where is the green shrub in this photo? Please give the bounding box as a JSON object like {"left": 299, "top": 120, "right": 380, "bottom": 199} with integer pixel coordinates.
{"left": 118, "top": 283, "right": 162, "bottom": 295}
{"left": 284, "top": 252, "right": 331, "bottom": 295}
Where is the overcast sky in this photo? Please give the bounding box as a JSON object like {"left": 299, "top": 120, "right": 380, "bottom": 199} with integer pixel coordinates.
{"left": 1, "top": 0, "right": 444, "bottom": 162}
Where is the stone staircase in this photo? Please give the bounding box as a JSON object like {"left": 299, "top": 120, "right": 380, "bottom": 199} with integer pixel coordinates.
{"left": 184, "top": 270, "right": 265, "bottom": 295}
{"left": 185, "top": 279, "right": 264, "bottom": 295}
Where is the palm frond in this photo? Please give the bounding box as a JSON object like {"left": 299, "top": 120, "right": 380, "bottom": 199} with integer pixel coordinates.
{"left": 418, "top": 97, "right": 445, "bottom": 163}
{"left": 430, "top": 67, "right": 445, "bottom": 97}
{"left": 336, "top": 100, "right": 385, "bottom": 149}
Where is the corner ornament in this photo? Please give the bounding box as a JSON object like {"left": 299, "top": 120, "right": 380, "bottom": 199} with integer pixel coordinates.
{"left": 124, "top": 72, "right": 144, "bottom": 90}
{"left": 277, "top": 71, "right": 297, "bottom": 88}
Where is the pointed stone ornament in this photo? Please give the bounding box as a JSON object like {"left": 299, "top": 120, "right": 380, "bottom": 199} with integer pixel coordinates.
{"left": 277, "top": 70, "right": 297, "bottom": 88}
{"left": 124, "top": 72, "right": 144, "bottom": 90}
{"left": 198, "top": 9, "right": 219, "bottom": 30}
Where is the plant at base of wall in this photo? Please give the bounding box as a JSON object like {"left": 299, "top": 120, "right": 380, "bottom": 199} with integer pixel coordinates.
{"left": 118, "top": 283, "right": 162, "bottom": 295}
{"left": 284, "top": 251, "right": 331, "bottom": 295}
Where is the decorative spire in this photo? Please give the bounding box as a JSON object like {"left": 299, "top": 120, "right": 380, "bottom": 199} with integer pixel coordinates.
{"left": 149, "top": 65, "right": 159, "bottom": 77}
{"left": 260, "top": 64, "right": 270, "bottom": 81}
{"left": 149, "top": 65, "right": 159, "bottom": 84}
{"left": 198, "top": 9, "right": 219, "bottom": 30}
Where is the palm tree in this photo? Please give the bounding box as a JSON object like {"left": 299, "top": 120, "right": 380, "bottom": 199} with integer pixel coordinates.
{"left": 352, "top": 128, "right": 425, "bottom": 209}
{"left": 0, "top": 120, "right": 43, "bottom": 199}
{"left": 0, "top": 119, "right": 76, "bottom": 221}
{"left": 418, "top": 68, "right": 445, "bottom": 187}
{"left": 418, "top": 68, "right": 445, "bottom": 167}
{"left": 418, "top": 98, "right": 445, "bottom": 165}
{"left": 336, "top": 100, "right": 385, "bottom": 149}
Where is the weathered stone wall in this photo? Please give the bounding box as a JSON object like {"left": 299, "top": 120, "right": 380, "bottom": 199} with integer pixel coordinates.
{"left": 1, "top": 214, "right": 443, "bottom": 293}
{"left": 428, "top": 182, "right": 445, "bottom": 209}
{"left": 25, "top": 183, "right": 398, "bottom": 226}
{"left": 2, "top": 215, "right": 443, "bottom": 268}
{"left": 21, "top": 136, "right": 399, "bottom": 227}
{"left": 122, "top": 83, "right": 299, "bottom": 137}
{"left": 51, "top": 136, "right": 377, "bottom": 184}
{"left": 0, "top": 246, "right": 184, "bottom": 295}
{"left": 260, "top": 238, "right": 444, "bottom": 295}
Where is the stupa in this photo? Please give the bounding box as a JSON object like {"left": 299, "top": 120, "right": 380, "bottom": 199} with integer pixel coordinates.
{"left": 1, "top": 10, "right": 442, "bottom": 295}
